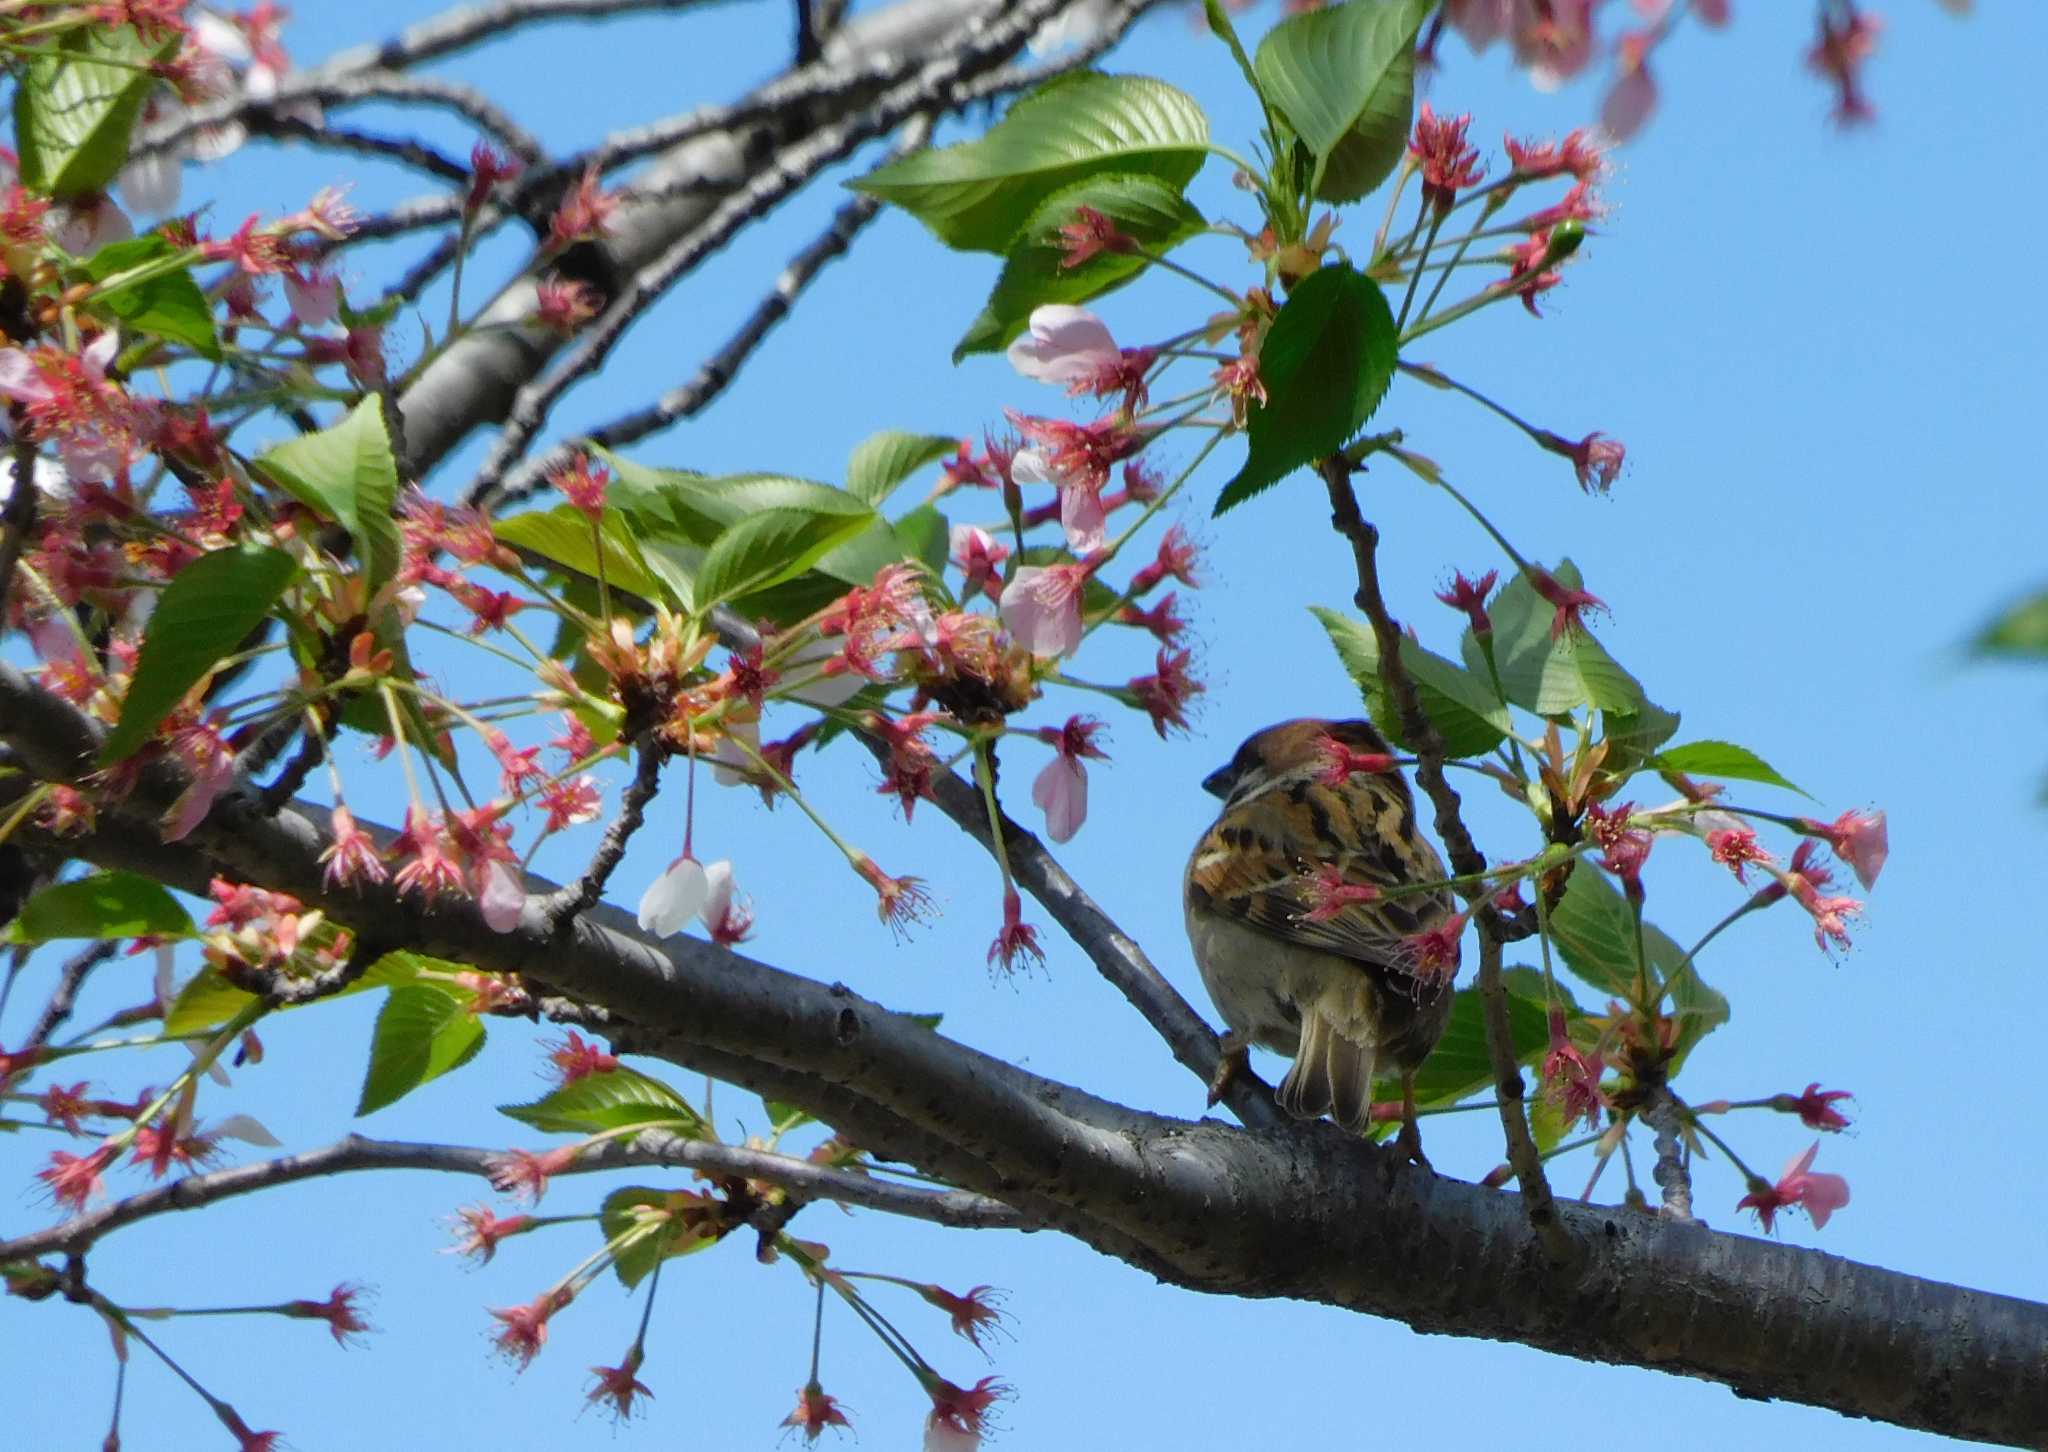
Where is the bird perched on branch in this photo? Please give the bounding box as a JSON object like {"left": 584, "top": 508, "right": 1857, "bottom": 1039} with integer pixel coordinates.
{"left": 1184, "top": 718, "right": 1458, "bottom": 1162}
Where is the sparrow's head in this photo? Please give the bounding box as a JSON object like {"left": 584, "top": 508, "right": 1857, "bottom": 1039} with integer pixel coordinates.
{"left": 1201, "top": 718, "right": 1393, "bottom": 803}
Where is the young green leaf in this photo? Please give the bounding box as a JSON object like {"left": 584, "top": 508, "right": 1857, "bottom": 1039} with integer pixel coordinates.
{"left": 1253, "top": 0, "right": 1434, "bottom": 202}
{"left": 1396, "top": 980, "right": 1552, "bottom": 1109}
{"left": 1547, "top": 866, "right": 1729, "bottom": 1066}
{"left": 953, "top": 173, "right": 1207, "bottom": 359}
{"left": 846, "top": 430, "right": 958, "bottom": 508}
{"left": 256, "top": 398, "right": 402, "bottom": 595}
{"left": 852, "top": 73, "right": 1209, "bottom": 254}
{"left": 14, "top": 25, "right": 175, "bottom": 197}
{"left": 79, "top": 237, "right": 221, "bottom": 359}
{"left": 164, "top": 952, "right": 421, "bottom": 1037}
{"left": 498, "top": 1067, "right": 706, "bottom": 1136}
{"left": 600, "top": 1186, "right": 723, "bottom": 1289}
{"left": 1972, "top": 587, "right": 2048, "bottom": 657}
{"left": 98, "top": 544, "right": 298, "bottom": 764}
{"left": 1217, "top": 264, "right": 1397, "bottom": 513}
{"left": 693, "top": 505, "right": 875, "bottom": 611}
{"left": 355, "top": 983, "right": 487, "bottom": 1116}
{"left": 1482, "top": 562, "right": 1646, "bottom": 716}
{"left": 1312, "top": 605, "right": 1509, "bottom": 756}
{"left": 7, "top": 871, "right": 192, "bottom": 945}
{"left": 495, "top": 504, "right": 670, "bottom": 606}
{"left": 1654, "top": 740, "right": 1807, "bottom": 795}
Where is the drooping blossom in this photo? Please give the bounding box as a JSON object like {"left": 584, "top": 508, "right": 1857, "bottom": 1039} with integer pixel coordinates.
{"left": 485, "top": 1145, "right": 582, "bottom": 1204}
{"left": 699, "top": 859, "right": 754, "bottom": 945}
{"left": 1535, "top": 429, "right": 1625, "bottom": 493}
{"left": 924, "top": 1376, "right": 1008, "bottom": 1451}
{"left": 1773, "top": 841, "right": 1863, "bottom": 953}
{"left": 1601, "top": 31, "right": 1660, "bottom": 141}
{"left": 1404, "top": 911, "right": 1468, "bottom": 982}
{"left": 638, "top": 855, "right": 709, "bottom": 937}
{"left": 851, "top": 854, "right": 932, "bottom": 939}
{"left": 1316, "top": 733, "right": 1394, "bottom": 786}
{"left": 1115, "top": 591, "right": 1187, "bottom": 644}
{"left": 1006, "top": 305, "right": 1152, "bottom": 410}
{"left": 1808, "top": 5, "right": 1882, "bottom": 125}
{"left": 284, "top": 1283, "right": 374, "bottom": 1347}
{"left": 1583, "top": 800, "right": 1650, "bottom": 881}
{"left": 1300, "top": 864, "right": 1380, "bottom": 924}
{"left": 547, "top": 165, "right": 619, "bottom": 249}
{"left": 444, "top": 1205, "right": 536, "bottom": 1264}
{"left": 1541, "top": 1006, "right": 1605, "bottom": 1130}
{"left": 1031, "top": 716, "right": 1107, "bottom": 843}
{"left": 1737, "top": 1141, "right": 1851, "bottom": 1233}
{"left": 488, "top": 1287, "right": 572, "bottom": 1370}
{"left": 1435, "top": 570, "right": 1497, "bottom": 635}
{"left": 916, "top": 1283, "right": 1010, "bottom": 1352}
{"left": 987, "top": 885, "right": 1044, "bottom": 975}
{"left": 1778, "top": 1083, "right": 1854, "bottom": 1132}
{"left": 1128, "top": 524, "right": 1200, "bottom": 595}
{"left": 0, "top": 331, "right": 143, "bottom": 479}
{"left": 586, "top": 1350, "right": 652, "bottom": 1423}
{"left": 1528, "top": 568, "right": 1606, "bottom": 639}
{"left": 1503, "top": 128, "right": 1606, "bottom": 182}
{"left": 1801, "top": 809, "right": 1887, "bottom": 889}
{"left": 1127, "top": 646, "right": 1202, "bottom": 737}
{"left": 465, "top": 141, "right": 523, "bottom": 214}
{"left": 783, "top": 1380, "right": 853, "bottom": 1442}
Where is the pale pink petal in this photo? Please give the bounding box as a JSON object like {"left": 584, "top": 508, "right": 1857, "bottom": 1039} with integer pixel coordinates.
{"left": 1006, "top": 305, "right": 1119, "bottom": 387}
{"left": 1601, "top": 61, "right": 1658, "bottom": 141}
{"left": 1058, "top": 483, "right": 1106, "bottom": 555}
{"left": 117, "top": 149, "right": 183, "bottom": 217}
{"left": 478, "top": 859, "right": 525, "bottom": 933}
{"left": 637, "top": 857, "right": 708, "bottom": 938}
{"left": 1031, "top": 755, "right": 1088, "bottom": 843}
{"left": 999, "top": 566, "right": 1084, "bottom": 659}
{"left": 1801, "top": 1171, "right": 1851, "bottom": 1228}
{"left": 213, "top": 1113, "right": 281, "bottom": 1147}
{"left": 0, "top": 350, "right": 52, "bottom": 406}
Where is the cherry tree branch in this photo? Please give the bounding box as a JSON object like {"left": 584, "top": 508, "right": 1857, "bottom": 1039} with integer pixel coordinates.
{"left": 490, "top": 117, "right": 931, "bottom": 507}
{"left": 0, "top": 664, "right": 2044, "bottom": 1441}
{"left": 1318, "top": 458, "right": 1564, "bottom": 1253}
{"left": 0, "top": 1131, "right": 1024, "bottom": 1262}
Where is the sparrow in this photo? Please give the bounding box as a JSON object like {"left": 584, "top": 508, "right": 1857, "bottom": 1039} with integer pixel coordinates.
{"left": 1184, "top": 718, "right": 1457, "bottom": 1161}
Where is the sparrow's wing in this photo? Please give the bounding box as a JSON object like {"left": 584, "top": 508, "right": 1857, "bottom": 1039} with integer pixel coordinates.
{"left": 1187, "top": 774, "right": 1453, "bottom": 972}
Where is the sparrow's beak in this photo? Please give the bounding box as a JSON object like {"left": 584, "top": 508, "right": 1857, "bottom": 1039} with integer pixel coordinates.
{"left": 1200, "top": 764, "right": 1232, "bottom": 799}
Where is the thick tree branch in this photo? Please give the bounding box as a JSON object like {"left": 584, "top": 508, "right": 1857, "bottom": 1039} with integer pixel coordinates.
{"left": 3, "top": 666, "right": 2046, "bottom": 1441}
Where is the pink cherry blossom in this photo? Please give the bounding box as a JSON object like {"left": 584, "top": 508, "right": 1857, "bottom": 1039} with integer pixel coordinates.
{"left": 1000, "top": 563, "right": 1090, "bottom": 658}
{"left": 1006, "top": 305, "right": 1120, "bottom": 389}
{"left": 638, "top": 856, "right": 708, "bottom": 937}
{"left": 1737, "top": 1141, "right": 1851, "bottom": 1232}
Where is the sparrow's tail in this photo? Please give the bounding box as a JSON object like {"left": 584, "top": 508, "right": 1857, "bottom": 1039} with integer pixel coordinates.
{"left": 1277, "top": 1005, "right": 1380, "bottom": 1135}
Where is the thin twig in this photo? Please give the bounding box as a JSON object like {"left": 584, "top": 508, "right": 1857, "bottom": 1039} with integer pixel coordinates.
{"left": 541, "top": 735, "right": 665, "bottom": 923}
{"left": 0, "top": 430, "right": 41, "bottom": 622}
{"left": 461, "top": 0, "right": 1078, "bottom": 500}
{"left": 483, "top": 115, "right": 934, "bottom": 509}
{"left": 1318, "top": 458, "right": 1567, "bottom": 1255}
{"left": 1645, "top": 1087, "right": 1694, "bottom": 1222}
{"left": 21, "top": 941, "right": 121, "bottom": 1054}
{"left": 0, "top": 1130, "right": 1026, "bottom": 1261}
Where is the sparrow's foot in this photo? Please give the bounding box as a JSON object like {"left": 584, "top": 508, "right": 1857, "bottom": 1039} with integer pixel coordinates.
{"left": 1207, "top": 1031, "right": 1251, "bottom": 1107}
{"left": 1394, "top": 1074, "right": 1431, "bottom": 1169}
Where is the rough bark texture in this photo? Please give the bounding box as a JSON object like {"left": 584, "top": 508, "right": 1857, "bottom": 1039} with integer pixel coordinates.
{"left": 2, "top": 666, "right": 2043, "bottom": 1446}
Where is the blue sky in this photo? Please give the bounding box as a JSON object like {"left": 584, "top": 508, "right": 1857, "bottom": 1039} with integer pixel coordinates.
{"left": 6, "top": 2, "right": 2045, "bottom": 1448}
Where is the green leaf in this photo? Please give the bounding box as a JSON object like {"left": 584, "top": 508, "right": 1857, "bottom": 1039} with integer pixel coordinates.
{"left": 1546, "top": 866, "right": 1729, "bottom": 1066}
{"left": 79, "top": 236, "right": 220, "bottom": 359}
{"left": 98, "top": 544, "right": 297, "bottom": 764}
{"left": 1653, "top": 740, "right": 1807, "bottom": 796}
{"left": 1597, "top": 701, "right": 1682, "bottom": 786}
{"left": 893, "top": 504, "right": 951, "bottom": 576}
{"left": 14, "top": 25, "right": 173, "bottom": 197}
{"left": 496, "top": 504, "right": 668, "bottom": 605}
{"left": 846, "top": 431, "right": 956, "bottom": 508}
{"left": 953, "top": 173, "right": 1207, "bottom": 359}
{"left": 600, "top": 1185, "right": 723, "bottom": 1289}
{"left": 1217, "top": 265, "right": 1396, "bottom": 513}
{"left": 1483, "top": 562, "right": 1646, "bottom": 716}
{"left": 763, "top": 1099, "right": 817, "bottom": 1135}
{"left": 256, "top": 399, "right": 401, "bottom": 597}
{"left": 1312, "top": 606, "right": 1509, "bottom": 757}
{"left": 1972, "top": 587, "right": 2048, "bottom": 657}
{"left": 695, "top": 506, "right": 875, "bottom": 612}
{"left": 498, "top": 1067, "right": 705, "bottom": 1136}
{"left": 852, "top": 72, "right": 1209, "bottom": 254}
{"left": 355, "top": 983, "right": 486, "bottom": 1116}
{"left": 165, "top": 951, "right": 423, "bottom": 1036}
{"left": 1253, "top": 0, "right": 1434, "bottom": 202}
{"left": 7, "top": 871, "right": 190, "bottom": 944}
{"left": 1400, "top": 981, "right": 1551, "bottom": 1108}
